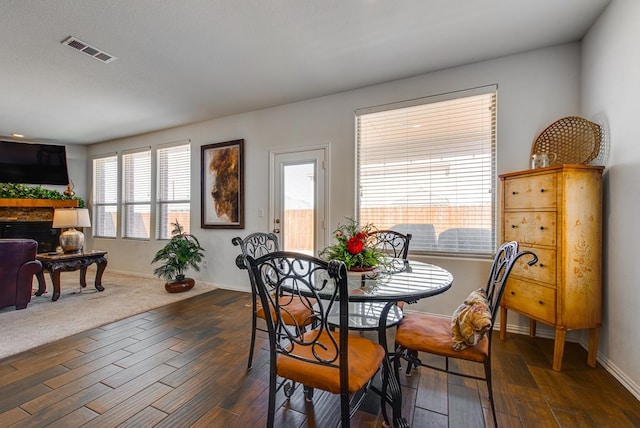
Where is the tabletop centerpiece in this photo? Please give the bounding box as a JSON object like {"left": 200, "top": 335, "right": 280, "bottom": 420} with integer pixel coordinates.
{"left": 320, "top": 217, "right": 385, "bottom": 271}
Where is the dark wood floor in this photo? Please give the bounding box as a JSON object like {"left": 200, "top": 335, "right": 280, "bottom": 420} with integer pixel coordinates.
{"left": 1, "top": 288, "right": 639, "bottom": 427}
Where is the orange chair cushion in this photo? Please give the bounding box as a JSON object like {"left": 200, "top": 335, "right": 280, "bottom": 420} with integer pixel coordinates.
{"left": 277, "top": 330, "right": 385, "bottom": 394}
{"left": 395, "top": 313, "right": 488, "bottom": 363}
{"left": 256, "top": 295, "right": 316, "bottom": 327}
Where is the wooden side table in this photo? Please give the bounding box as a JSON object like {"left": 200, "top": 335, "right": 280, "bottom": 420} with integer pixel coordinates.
{"left": 35, "top": 250, "right": 108, "bottom": 301}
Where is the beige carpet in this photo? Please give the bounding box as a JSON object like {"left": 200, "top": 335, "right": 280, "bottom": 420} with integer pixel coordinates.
{"left": 0, "top": 267, "right": 217, "bottom": 360}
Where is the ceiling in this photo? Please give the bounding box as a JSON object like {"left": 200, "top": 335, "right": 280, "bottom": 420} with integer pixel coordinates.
{"left": 0, "top": 0, "right": 610, "bottom": 145}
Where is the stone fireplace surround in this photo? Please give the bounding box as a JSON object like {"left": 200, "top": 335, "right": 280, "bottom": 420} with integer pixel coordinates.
{"left": 0, "top": 199, "right": 79, "bottom": 253}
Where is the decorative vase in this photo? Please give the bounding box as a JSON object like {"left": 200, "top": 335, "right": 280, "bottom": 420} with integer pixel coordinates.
{"left": 165, "top": 277, "right": 195, "bottom": 293}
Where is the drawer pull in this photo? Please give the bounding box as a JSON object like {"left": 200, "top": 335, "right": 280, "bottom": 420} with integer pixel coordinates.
{"left": 512, "top": 191, "right": 518, "bottom": 195}
{"left": 540, "top": 188, "right": 545, "bottom": 193}
{"left": 511, "top": 224, "right": 518, "bottom": 228}
{"left": 511, "top": 291, "right": 515, "bottom": 295}
{"left": 539, "top": 263, "right": 544, "bottom": 268}
{"left": 540, "top": 226, "right": 545, "bottom": 230}
{"left": 538, "top": 300, "right": 544, "bottom": 305}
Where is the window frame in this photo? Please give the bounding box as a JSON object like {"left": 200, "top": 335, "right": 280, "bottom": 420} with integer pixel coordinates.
{"left": 156, "top": 142, "right": 191, "bottom": 240}
{"left": 92, "top": 154, "right": 119, "bottom": 239}
{"left": 355, "top": 85, "right": 497, "bottom": 258}
{"left": 121, "top": 147, "right": 152, "bottom": 240}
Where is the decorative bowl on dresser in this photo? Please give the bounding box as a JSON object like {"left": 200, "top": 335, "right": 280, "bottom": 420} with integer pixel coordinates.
{"left": 498, "top": 164, "right": 603, "bottom": 371}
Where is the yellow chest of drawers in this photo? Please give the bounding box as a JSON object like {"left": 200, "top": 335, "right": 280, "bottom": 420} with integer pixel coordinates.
{"left": 498, "top": 164, "right": 603, "bottom": 371}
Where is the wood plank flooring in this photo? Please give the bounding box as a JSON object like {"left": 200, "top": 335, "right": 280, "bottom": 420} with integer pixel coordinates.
{"left": 1, "top": 288, "right": 639, "bottom": 427}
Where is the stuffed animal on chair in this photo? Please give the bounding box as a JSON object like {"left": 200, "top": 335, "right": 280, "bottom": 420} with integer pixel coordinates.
{"left": 450, "top": 288, "right": 492, "bottom": 351}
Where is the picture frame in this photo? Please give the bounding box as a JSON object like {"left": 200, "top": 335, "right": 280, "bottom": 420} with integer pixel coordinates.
{"left": 201, "top": 139, "right": 244, "bottom": 229}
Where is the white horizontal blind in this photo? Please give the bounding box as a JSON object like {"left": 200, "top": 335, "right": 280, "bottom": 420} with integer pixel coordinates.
{"left": 122, "top": 149, "right": 151, "bottom": 239}
{"left": 356, "top": 87, "right": 497, "bottom": 256}
{"left": 92, "top": 155, "right": 118, "bottom": 238}
{"left": 157, "top": 143, "right": 191, "bottom": 239}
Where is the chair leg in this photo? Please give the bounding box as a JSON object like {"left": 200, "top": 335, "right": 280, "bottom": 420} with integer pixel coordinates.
{"left": 247, "top": 312, "right": 257, "bottom": 371}
{"left": 303, "top": 386, "right": 314, "bottom": 402}
{"left": 402, "top": 349, "right": 420, "bottom": 376}
{"left": 341, "top": 391, "right": 350, "bottom": 427}
{"left": 266, "top": 370, "right": 277, "bottom": 428}
{"left": 485, "top": 359, "right": 498, "bottom": 428}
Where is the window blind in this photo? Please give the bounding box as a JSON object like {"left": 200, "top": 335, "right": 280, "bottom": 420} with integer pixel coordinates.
{"left": 356, "top": 86, "right": 497, "bottom": 256}
{"left": 122, "top": 149, "right": 151, "bottom": 239}
{"left": 157, "top": 143, "right": 191, "bottom": 239}
{"left": 92, "top": 155, "right": 118, "bottom": 238}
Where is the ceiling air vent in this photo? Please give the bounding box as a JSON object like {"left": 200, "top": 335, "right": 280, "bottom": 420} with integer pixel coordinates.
{"left": 61, "top": 36, "right": 117, "bottom": 63}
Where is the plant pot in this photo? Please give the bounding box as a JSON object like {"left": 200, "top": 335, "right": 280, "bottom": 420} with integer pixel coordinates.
{"left": 349, "top": 266, "right": 376, "bottom": 272}
{"left": 165, "top": 277, "right": 195, "bottom": 293}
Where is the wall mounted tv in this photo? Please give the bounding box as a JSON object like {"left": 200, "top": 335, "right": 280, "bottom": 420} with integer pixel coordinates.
{"left": 0, "top": 141, "right": 70, "bottom": 185}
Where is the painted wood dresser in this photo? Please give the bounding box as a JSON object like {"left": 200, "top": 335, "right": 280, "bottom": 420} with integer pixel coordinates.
{"left": 498, "top": 164, "right": 603, "bottom": 371}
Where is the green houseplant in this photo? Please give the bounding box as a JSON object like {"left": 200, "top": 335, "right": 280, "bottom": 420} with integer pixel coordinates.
{"left": 152, "top": 221, "right": 205, "bottom": 292}
{"left": 320, "top": 217, "right": 385, "bottom": 270}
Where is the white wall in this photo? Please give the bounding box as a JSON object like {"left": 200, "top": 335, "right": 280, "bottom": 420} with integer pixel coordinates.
{"left": 582, "top": 0, "right": 640, "bottom": 398}
{"left": 64, "top": 144, "right": 88, "bottom": 202}
{"left": 85, "top": 43, "right": 581, "bottom": 332}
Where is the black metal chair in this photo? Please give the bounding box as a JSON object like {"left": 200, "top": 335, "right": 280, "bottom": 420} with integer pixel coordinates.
{"left": 393, "top": 241, "right": 537, "bottom": 427}
{"left": 240, "top": 251, "right": 386, "bottom": 428}
{"left": 233, "top": 232, "right": 316, "bottom": 370}
{"left": 337, "top": 229, "right": 412, "bottom": 330}
{"left": 368, "top": 229, "right": 412, "bottom": 259}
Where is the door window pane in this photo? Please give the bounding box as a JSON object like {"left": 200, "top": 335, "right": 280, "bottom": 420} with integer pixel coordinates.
{"left": 283, "top": 162, "right": 315, "bottom": 255}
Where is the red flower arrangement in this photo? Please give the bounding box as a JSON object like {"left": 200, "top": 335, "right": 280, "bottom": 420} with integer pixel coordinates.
{"left": 320, "top": 218, "right": 384, "bottom": 270}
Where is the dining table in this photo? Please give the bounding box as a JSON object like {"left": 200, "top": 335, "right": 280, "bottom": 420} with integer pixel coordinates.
{"left": 294, "top": 258, "right": 454, "bottom": 428}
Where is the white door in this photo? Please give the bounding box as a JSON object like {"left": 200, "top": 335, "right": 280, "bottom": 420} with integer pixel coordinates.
{"left": 271, "top": 147, "right": 327, "bottom": 255}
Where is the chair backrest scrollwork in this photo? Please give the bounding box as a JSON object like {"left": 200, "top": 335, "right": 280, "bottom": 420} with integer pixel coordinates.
{"left": 368, "top": 230, "right": 412, "bottom": 259}
{"left": 242, "top": 251, "right": 349, "bottom": 370}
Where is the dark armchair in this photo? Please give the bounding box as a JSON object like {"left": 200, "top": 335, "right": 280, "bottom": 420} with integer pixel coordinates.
{"left": 0, "top": 239, "right": 42, "bottom": 310}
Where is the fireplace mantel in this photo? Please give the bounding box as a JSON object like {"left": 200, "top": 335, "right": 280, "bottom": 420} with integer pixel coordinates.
{"left": 0, "top": 198, "right": 78, "bottom": 208}
{"left": 0, "top": 199, "right": 80, "bottom": 223}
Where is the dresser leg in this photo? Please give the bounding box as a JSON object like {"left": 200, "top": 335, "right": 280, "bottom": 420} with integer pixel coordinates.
{"left": 499, "top": 306, "right": 508, "bottom": 340}
{"left": 529, "top": 319, "right": 537, "bottom": 337}
{"left": 552, "top": 328, "right": 566, "bottom": 371}
{"left": 587, "top": 326, "right": 600, "bottom": 368}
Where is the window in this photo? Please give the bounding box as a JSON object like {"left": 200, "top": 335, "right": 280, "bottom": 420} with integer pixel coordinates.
{"left": 122, "top": 149, "right": 151, "bottom": 239}
{"left": 356, "top": 86, "right": 497, "bottom": 256}
{"left": 157, "top": 143, "right": 191, "bottom": 239}
{"left": 92, "top": 155, "right": 118, "bottom": 238}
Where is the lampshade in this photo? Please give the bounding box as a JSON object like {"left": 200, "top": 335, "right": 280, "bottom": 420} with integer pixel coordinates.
{"left": 52, "top": 208, "right": 91, "bottom": 253}
{"left": 52, "top": 208, "right": 91, "bottom": 228}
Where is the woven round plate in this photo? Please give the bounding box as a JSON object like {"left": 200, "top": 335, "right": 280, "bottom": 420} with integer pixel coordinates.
{"left": 531, "top": 116, "right": 602, "bottom": 166}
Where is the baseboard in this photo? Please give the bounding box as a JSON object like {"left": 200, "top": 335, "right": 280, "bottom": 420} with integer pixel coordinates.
{"left": 575, "top": 336, "right": 640, "bottom": 401}
{"left": 106, "top": 268, "right": 224, "bottom": 291}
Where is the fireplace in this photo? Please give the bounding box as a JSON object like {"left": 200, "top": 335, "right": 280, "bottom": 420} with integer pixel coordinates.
{"left": 0, "top": 221, "right": 60, "bottom": 253}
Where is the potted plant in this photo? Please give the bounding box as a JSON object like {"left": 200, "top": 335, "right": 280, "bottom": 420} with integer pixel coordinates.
{"left": 152, "top": 220, "right": 205, "bottom": 292}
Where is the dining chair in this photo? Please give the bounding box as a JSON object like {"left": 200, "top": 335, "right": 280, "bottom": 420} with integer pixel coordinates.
{"left": 368, "top": 229, "right": 412, "bottom": 259}
{"left": 233, "top": 232, "right": 315, "bottom": 370}
{"left": 240, "top": 251, "right": 386, "bottom": 428}
{"left": 337, "top": 229, "right": 412, "bottom": 330}
{"left": 393, "top": 241, "right": 537, "bottom": 427}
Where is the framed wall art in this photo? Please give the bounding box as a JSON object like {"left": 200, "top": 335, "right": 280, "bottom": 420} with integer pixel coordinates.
{"left": 201, "top": 139, "right": 244, "bottom": 229}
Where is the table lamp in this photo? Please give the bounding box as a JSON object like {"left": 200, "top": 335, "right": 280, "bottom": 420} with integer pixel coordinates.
{"left": 52, "top": 208, "right": 91, "bottom": 253}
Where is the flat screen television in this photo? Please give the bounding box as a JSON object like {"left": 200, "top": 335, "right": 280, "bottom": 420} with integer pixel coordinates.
{"left": 0, "top": 141, "right": 70, "bottom": 185}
